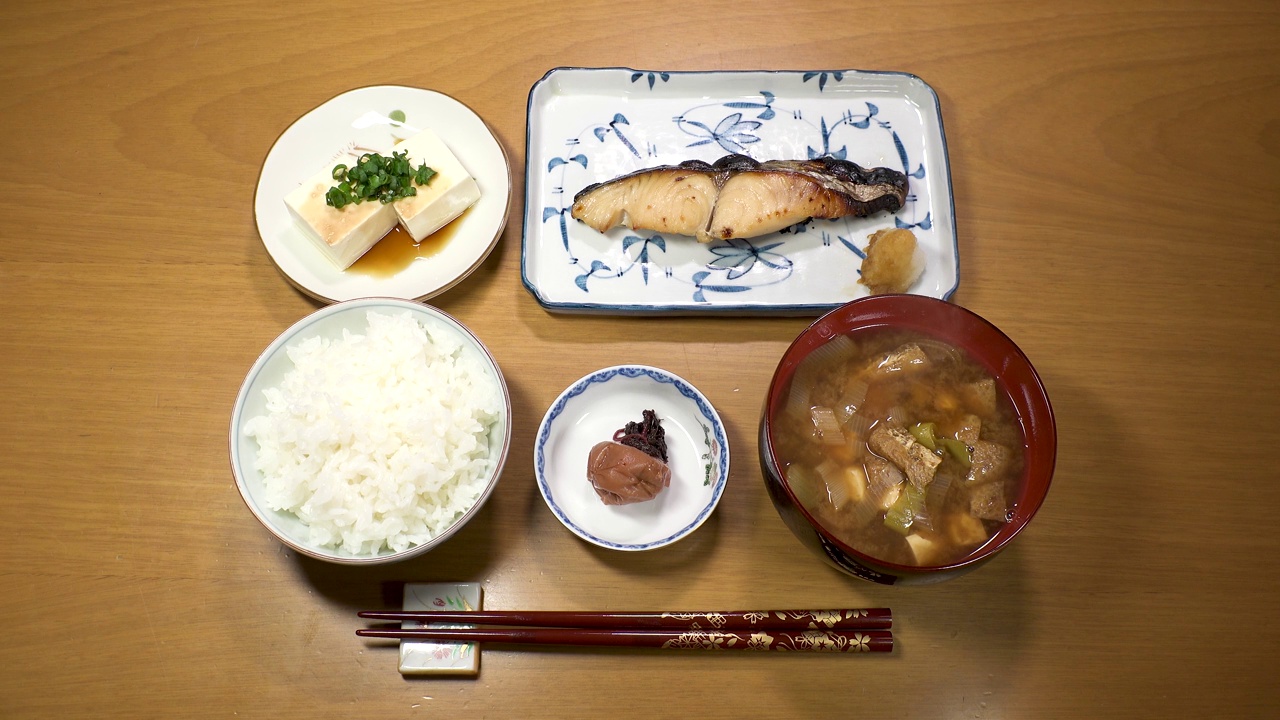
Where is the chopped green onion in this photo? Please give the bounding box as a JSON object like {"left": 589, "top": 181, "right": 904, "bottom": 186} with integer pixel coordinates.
{"left": 884, "top": 484, "right": 925, "bottom": 535}
{"left": 324, "top": 186, "right": 347, "bottom": 209}
{"left": 909, "top": 422, "right": 937, "bottom": 450}
{"left": 938, "top": 438, "right": 973, "bottom": 468}
{"left": 785, "top": 464, "right": 824, "bottom": 513}
{"left": 389, "top": 109, "right": 406, "bottom": 123}
{"left": 809, "top": 406, "right": 845, "bottom": 446}
{"left": 324, "top": 150, "right": 436, "bottom": 209}
{"left": 836, "top": 378, "right": 869, "bottom": 422}
{"left": 844, "top": 413, "right": 874, "bottom": 440}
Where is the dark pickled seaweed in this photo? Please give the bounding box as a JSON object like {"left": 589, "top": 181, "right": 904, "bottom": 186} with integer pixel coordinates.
{"left": 613, "top": 409, "right": 668, "bottom": 463}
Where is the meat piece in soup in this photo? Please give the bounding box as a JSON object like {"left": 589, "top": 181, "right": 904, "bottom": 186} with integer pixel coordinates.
{"left": 776, "top": 330, "right": 1025, "bottom": 567}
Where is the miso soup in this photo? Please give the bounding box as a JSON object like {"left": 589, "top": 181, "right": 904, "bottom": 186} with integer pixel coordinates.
{"left": 773, "top": 329, "right": 1026, "bottom": 567}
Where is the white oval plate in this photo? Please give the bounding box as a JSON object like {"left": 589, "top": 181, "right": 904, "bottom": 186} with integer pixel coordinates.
{"left": 254, "top": 86, "right": 511, "bottom": 303}
{"left": 535, "top": 365, "right": 729, "bottom": 551}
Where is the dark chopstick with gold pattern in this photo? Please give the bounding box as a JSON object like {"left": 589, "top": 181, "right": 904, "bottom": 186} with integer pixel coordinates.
{"left": 357, "top": 608, "right": 893, "bottom": 652}
{"left": 358, "top": 608, "right": 891, "bottom": 631}
{"left": 357, "top": 626, "right": 893, "bottom": 652}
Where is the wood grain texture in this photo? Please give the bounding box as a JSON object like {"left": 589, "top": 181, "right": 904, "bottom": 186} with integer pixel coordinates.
{"left": 1, "top": 0, "right": 1278, "bottom": 717}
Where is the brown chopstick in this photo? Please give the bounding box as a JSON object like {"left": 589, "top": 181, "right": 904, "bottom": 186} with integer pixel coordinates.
{"left": 357, "top": 626, "right": 892, "bottom": 652}
{"left": 357, "top": 608, "right": 891, "bottom": 631}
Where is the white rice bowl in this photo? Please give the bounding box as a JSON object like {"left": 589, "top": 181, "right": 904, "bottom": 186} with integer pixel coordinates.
{"left": 230, "top": 299, "right": 510, "bottom": 564}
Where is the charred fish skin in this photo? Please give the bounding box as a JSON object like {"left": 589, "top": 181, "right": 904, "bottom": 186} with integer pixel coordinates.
{"left": 760, "top": 156, "right": 909, "bottom": 204}
{"left": 569, "top": 154, "right": 908, "bottom": 243}
{"left": 706, "top": 155, "right": 909, "bottom": 241}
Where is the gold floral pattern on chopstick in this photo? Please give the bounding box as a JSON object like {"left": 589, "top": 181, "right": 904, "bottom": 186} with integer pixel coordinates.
{"left": 659, "top": 609, "right": 876, "bottom": 630}
{"left": 659, "top": 630, "right": 876, "bottom": 652}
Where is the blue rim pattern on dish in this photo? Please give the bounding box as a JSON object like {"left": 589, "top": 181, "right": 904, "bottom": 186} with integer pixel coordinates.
{"left": 534, "top": 365, "right": 730, "bottom": 550}
{"left": 521, "top": 67, "right": 959, "bottom": 315}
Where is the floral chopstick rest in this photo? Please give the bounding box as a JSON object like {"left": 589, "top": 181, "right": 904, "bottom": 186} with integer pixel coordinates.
{"left": 399, "top": 582, "right": 483, "bottom": 676}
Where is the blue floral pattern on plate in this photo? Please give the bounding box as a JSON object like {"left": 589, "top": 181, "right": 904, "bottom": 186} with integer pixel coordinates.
{"left": 522, "top": 68, "right": 957, "bottom": 315}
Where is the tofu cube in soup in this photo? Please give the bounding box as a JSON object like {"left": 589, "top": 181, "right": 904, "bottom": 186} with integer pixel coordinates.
{"left": 905, "top": 532, "right": 946, "bottom": 565}
{"left": 813, "top": 461, "right": 868, "bottom": 510}
{"left": 947, "top": 512, "right": 989, "bottom": 546}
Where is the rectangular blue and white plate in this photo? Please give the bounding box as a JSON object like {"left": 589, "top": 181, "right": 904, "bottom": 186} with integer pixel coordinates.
{"left": 521, "top": 67, "right": 957, "bottom": 315}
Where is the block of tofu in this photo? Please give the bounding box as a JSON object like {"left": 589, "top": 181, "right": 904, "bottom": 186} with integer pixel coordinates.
{"left": 904, "top": 532, "right": 945, "bottom": 565}
{"left": 946, "top": 512, "right": 988, "bottom": 546}
{"left": 284, "top": 157, "right": 397, "bottom": 269}
{"left": 392, "top": 129, "right": 482, "bottom": 241}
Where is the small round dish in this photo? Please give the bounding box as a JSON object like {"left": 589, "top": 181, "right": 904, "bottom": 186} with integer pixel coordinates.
{"left": 535, "top": 365, "right": 729, "bottom": 551}
{"left": 254, "top": 85, "right": 511, "bottom": 304}
{"left": 229, "top": 297, "right": 512, "bottom": 564}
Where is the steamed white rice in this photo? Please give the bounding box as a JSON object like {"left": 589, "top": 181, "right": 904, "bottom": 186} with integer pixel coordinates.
{"left": 243, "top": 310, "right": 502, "bottom": 555}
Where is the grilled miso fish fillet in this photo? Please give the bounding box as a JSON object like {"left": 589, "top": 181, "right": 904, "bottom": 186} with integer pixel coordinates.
{"left": 570, "top": 154, "right": 908, "bottom": 243}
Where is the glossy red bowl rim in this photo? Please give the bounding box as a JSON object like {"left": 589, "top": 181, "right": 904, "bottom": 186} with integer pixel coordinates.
{"left": 761, "top": 294, "right": 1057, "bottom": 576}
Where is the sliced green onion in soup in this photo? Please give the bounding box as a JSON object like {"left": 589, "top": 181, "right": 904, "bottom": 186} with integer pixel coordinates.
{"left": 783, "top": 377, "right": 812, "bottom": 420}
{"left": 912, "top": 338, "right": 966, "bottom": 366}
{"left": 884, "top": 484, "right": 926, "bottom": 535}
{"left": 809, "top": 406, "right": 846, "bottom": 445}
{"left": 784, "top": 464, "right": 825, "bottom": 513}
{"left": 909, "top": 422, "right": 938, "bottom": 450}
{"left": 884, "top": 405, "right": 910, "bottom": 425}
{"left": 850, "top": 492, "right": 882, "bottom": 527}
{"left": 925, "top": 471, "right": 955, "bottom": 510}
{"left": 877, "top": 481, "right": 902, "bottom": 511}
{"left": 911, "top": 503, "right": 936, "bottom": 532}
{"left": 804, "top": 334, "right": 857, "bottom": 371}
{"left": 938, "top": 438, "right": 973, "bottom": 467}
{"left": 916, "top": 471, "right": 956, "bottom": 533}
{"left": 844, "top": 413, "right": 875, "bottom": 440}
{"left": 866, "top": 456, "right": 904, "bottom": 493}
{"left": 814, "top": 458, "right": 844, "bottom": 491}
{"left": 835, "top": 378, "right": 870, "bottom": 422}
{"left": 817, "top": 461, "right": 865, "bottom": 510}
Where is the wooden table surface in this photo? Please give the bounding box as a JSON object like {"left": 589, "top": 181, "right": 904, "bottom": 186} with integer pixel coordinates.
{"left": 3, "top": 1, "right": 1278, "bottom": 717}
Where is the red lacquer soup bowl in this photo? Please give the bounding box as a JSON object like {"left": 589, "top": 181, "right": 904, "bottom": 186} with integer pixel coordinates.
{"left": 758, "top": 295, "right": 1057, "bottom": 585}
